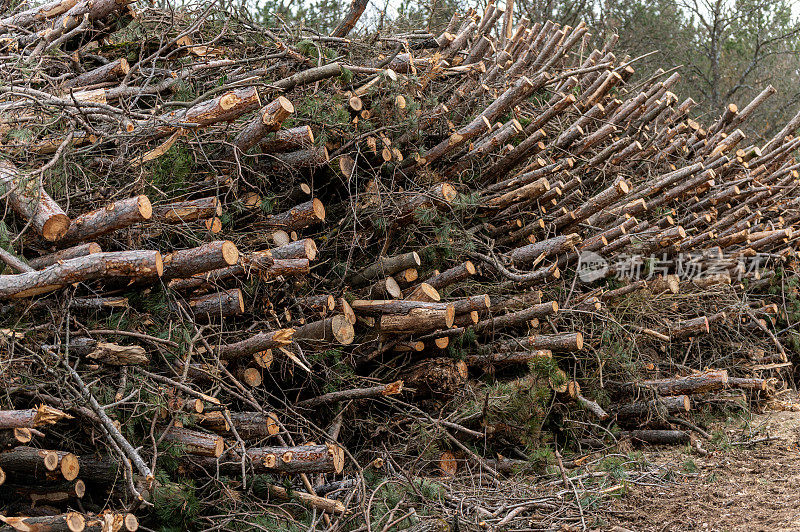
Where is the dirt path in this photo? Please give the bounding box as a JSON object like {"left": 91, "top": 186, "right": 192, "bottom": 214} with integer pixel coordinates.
{"left": 602, "top": 409, "right": 800, "bottom": 531}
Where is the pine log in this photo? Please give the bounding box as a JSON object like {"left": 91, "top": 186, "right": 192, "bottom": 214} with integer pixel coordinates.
{"left": 348, "top": 252, "right": 421, "bottom": 286}
{"left": 0, "top": 405, "right": 70, "bottom": 429}
{"left": 263, "top": 199, "right": 325, "bottom": 230}
{"left": 634, "top": 369, "right": 729, "bottom": 396}
{"left": 294, "top": 315, "right": 355, "bottom": 346}
{"left": 0, "top": 446, "right": 60, "bottom": 477}
{"left": 216, "top": 329, "right": 294, "bottom": 362}
{"left": 510, "top": 234, "right": 581, "bottom": 266}
{"left": 404, "top": 282, "right": 440, "bottom": 302}
{"left": 50, "top": 337, "right": 148, "bottom": 365}
{"left": 0, "top": 159, "right": 70, "bottom": 242}
{"left": 270, "top": 239, "right": 317, "bottom": 260}
{"left": 0, "top": 513, "right": 85, "bottom": 532}
{"left": 474, "top": 301, "right": 558, "bottom": 334}
{"left": 465, "top": 349, "right": 551, "bottom": 368}
{"left": 0, "top": 250, "right": 163, "bottom": 299}
{"left": 234, "top": 96, "right": 295, "bottom": 152}
{"left": 161, "top": 426, "right": 224, "bottom": 457}
{"left": 260, "top": 125, "right": 315, "bottom": 153}
{"left": 185, "top": 443, "right": 345, "bottom": 475}
{"left": 488, "top": 332, "right": 584, "bottom": 353}
{"left": 424, "top": 261, "right": 476, "bottom": 290}
{"left": 378, "top": 306, "right": 455, "bottom": 333}
{"left": 28, "top": 243, "right": 102, "bottom": 270}
{"left": 63, "top": 59, "right": 129, "bottom": 89}
{"left": 624, "top": 429, "right": 689, "bottom": 445}
{"left": 0, "top": 428, "right": 33, "bottom": 449}
{"left": 615, "top": 395, "right": 691, "bottom": 419}
{"left": 60, "top": 195, "right": 151, "bottom": 244}
{"left": 727, "top": 377, "right": 768, "bottom": 392}
{"left": 331, "top": 0, "right": 369, "bottom": 37}
{"left": 187, "top": 288, "right": 245, "bottom": 321}
{"left": 154, "top": 86, "right": 261, "bottom": 133}
{"left": 152, "top": 197, "right": 222, "bottom": 224}
{"left": 199, "top": 411, "right": 280, "bottom": 440}
{"left": 161, "top": 241, "right": 239, "bottom": 279}
{"left": 266, "top": 484, "right": 345, "bottom": 515}
{"left": 297, "top": 381, "right": 403, "bottom": 408}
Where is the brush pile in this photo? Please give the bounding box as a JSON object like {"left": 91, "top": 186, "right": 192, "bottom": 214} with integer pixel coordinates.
{"left": 0, "top": 0, "right": 798, "bottom": 529}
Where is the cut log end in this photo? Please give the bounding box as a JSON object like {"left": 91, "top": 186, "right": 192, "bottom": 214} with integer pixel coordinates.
{"left": 332, "top": 314, "right": 356, "bottom": 345}
{"left": 137, "top": 194, "right": 153, "bottom": 220}
{"left": 124, "top": 513, "right": 139, "bottom": 531}
{"left": 43, "top": 214, "right": 71, "bottom": 242}
{"left": 329, "top": 443, "right": 346, "bottom": 473}
{"left": 312, "top": 198, "right": 326, "bottom": 222}
{"left": 66, "top": 512, "right": 85, "bottom": 532}
{"left": 221, "top": 241, "right": 240, "bottom": 266}
{"left": 61, "top": 452, "right": 80, "bottom": 481}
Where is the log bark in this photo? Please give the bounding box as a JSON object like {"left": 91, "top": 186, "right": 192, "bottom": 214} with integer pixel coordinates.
{"left": 161, "top": 241, "right": 239, "bottom": 279}
{"left": 633, "top": 369, "right": 729, "bottom": 396}
{"left": 0, "top": 513, "right": 85, "bottom": 532}
{"left": 465, "top": 349, "right": 551, "bottom": 368}
{"left": 263, "top": 199, "right": 326, "bottom": 231}
{"left": 615, "top": 395, "right": 691, "bottom": 419}
{"left": 297, "top": 381, "right": 404, "bottom": 409}
{"left": 348, "top": 252, "right": 421, "bottom": 286}
{"left": 234, "top": 96, "right": 295, "bottom": 153}
{"left": 152, "top": 197, "right": 222, "bottom": 224}
{"left": 474, "top": 301, "right": 558, "bottom": 334}
{"left": 0, "top": 405, "right": 71, "bottom": 429}
{"left": 260, "top": 125, "right": 315, "bottom": 153}
{"left": 0, "top": 159, "right": 70, "bottom": 242}
{"left": 60, "top": 195, "right": 152, "bottom": 244}
{"left": 28, "top": 242, "right": 102, "bottom": 270}
{"left": 200, "top": 411, "right": 280, "bottom": 441}
{"left": 216, "top": 329, "right": 294, "bottom": 362}
{"left": 161, "top": 425, "right": 224, "bottom": 457}
{"left": 331, "top": 0, "right": 369, "bottom": 37}
{"left": 294, "top": 315, "right": 355, "bottom": 346}
{"left": 0, "top": 251, "right": 162, "bottom": 299}
{"left": 187, "top": 288, "right": 245, "bottom": 321}
{"left": 63, "top": 58, "right": 129, "bottom": 89}
{"left": 624, "top": 429, "right": 689, "bottom": 445}
{"left": 424, "top": 261, "right": 476, "bottom": 290}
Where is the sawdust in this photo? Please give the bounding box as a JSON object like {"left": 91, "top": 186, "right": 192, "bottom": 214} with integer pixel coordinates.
{"left": 601, "top": 409, "right": 800, "bottom": 531}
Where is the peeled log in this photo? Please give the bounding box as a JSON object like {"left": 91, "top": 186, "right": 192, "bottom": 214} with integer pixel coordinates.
{"left": 60, "top": 195, "right": 152, "bottom": 244}
{"left": 0, "top": 250, "right": 163, "bottom": 299}
{"left": 28, "top": 243, "right": 102, "bottom": 270}
{"left": 402, "top": 358, "right": 468, "bottom": 396}
{"left": 0, "top": 159, "right": 70, "bottom": 242}
{"left": 633, "top": 369, "right": 729, "bottom": 396}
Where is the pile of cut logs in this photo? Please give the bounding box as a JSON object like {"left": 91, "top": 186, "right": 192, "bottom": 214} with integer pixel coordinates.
{"left": 0, "top": 0, "right": 797, "bottom": 528}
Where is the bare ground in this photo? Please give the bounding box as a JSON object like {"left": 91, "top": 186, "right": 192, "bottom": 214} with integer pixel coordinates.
{"left": 601, "top": 408, "right": 800, "bottom": 532}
